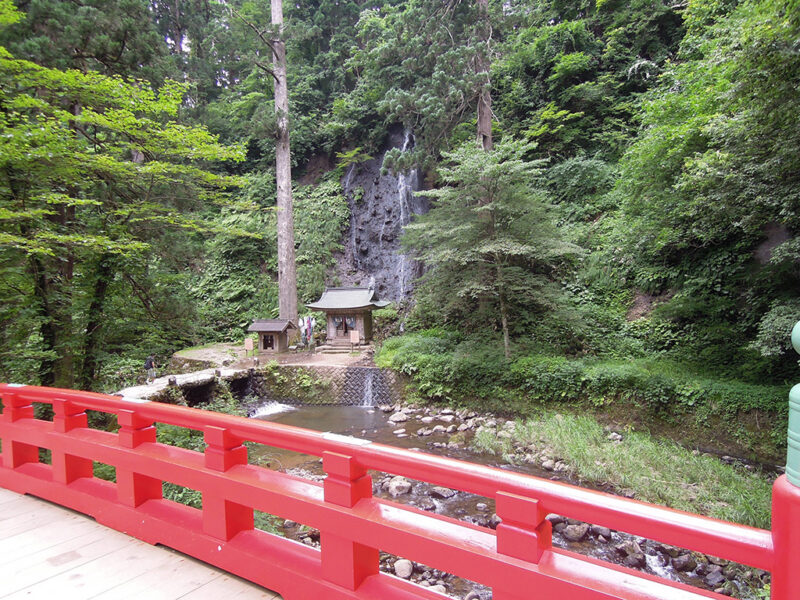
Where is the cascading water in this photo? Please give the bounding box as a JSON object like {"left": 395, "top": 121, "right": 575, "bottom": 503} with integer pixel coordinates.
{"left": 338, "top": 126, "right": 429, "bottom": 301}
{"left": 361, "top": 369, "right": 375, "bottom": 407}
{"left": 250, "top": 401, "right": 296, "bottom": 418}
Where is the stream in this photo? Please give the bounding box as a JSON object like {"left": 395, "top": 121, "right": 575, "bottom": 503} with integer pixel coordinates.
{"left": 249, "top": 403, "right": 768, "bottom": 599}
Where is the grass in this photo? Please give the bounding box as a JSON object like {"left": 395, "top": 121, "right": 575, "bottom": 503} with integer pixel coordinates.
{"left": 473, "top": 412, "right": 774, "bottom": 529}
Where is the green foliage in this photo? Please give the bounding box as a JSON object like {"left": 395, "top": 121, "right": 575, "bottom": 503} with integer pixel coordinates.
{"left": 372, "top": 305, "right": 400, "bottom": 344}
{"left": 404, "top": 138, "right": 580, "bottom": 348}
{"left": 347, "top": 0, "right": 488, "bottom": 169}
{"left": 609, "top": 0, "right": 800, "bottom": 378}
{"left": 294, "top": 177, "right": 350, "bottom": 302}
{"left": 376, "top": 330, "right": 787, "bottom": 459}
{"left": 0, "top": 22, "right": 245, "bottom": 387}
{"left": 189, "top": 172, "right": 348, "bottom": 342}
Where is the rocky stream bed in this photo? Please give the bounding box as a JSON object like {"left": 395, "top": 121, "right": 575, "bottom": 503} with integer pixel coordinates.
{"left": 250, "top": 402, "right": 771, "bottom": 600}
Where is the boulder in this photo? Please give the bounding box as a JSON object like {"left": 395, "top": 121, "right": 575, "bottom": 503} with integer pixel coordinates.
{"left": 562, "top": 523, "right": 590, "bottom": 542}
{"left": 591, "top": 525, "right": 612, "bottom": 538}
{"left": 388, "top": 412, "right": 408, "bottom": 423}
{"left": 394, "top": 559, "right": 414, "bottom": 579}
{"left": 623, "top": 553, "right": 646, "bottom": 568}
{"left": 672, "top": 554, "right": 697, "bottom": 572}
{"left": 387, "top": 476, "right": 412, "bottom": 497}
{"left": 430, "top": 486, "right": 457, "bottom": 499}
{"left": 705, "top": 570, "right": 726, "bottom": 587}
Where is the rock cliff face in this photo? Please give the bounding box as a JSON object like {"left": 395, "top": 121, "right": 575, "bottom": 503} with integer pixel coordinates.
{"left": 337, "top": 127, "right": 429, "bottom": 302}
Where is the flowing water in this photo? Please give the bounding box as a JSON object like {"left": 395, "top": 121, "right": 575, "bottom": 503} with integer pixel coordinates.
{"left": 250, "top": 404, "right": 765, "bottom": 599}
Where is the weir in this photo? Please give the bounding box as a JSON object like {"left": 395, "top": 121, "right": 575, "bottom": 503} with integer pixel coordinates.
{"left": 117, "top": 364, "right": 401, "bottom": 408}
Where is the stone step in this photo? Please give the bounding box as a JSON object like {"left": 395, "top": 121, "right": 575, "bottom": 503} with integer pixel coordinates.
{"left": 316, "top": 347, "right": 355, "bottom": 354}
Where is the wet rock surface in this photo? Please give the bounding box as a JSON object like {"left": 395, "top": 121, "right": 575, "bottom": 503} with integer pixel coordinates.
{"left": 337, "top": 127, "right": 429, "bottom": 301}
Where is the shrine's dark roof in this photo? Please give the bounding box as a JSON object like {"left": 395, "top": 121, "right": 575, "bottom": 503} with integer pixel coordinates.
{"left": 306, "top": 287, "right": 390, "bottom": 311}
{"left": 247, "top": 319, "right": 297, "bottom": 333}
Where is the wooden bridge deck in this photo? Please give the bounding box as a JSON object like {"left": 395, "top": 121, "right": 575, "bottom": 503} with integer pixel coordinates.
{"left": 0, "top": 488, "right": 282, "bottom": 600}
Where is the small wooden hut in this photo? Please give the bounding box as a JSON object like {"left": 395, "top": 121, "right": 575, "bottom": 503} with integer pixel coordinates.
{"left": 306, "top": 287, "right": 390, "bottom": 344}
{"left": 247, "top": 319, "right": 297, "bottom": 352}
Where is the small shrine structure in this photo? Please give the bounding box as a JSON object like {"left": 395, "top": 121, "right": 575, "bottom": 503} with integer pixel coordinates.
{"left": 247, "top": 319, "right": 297, "bottom": 352}
{"left": 306, "top": 287, "right": 390, "bottom": 344}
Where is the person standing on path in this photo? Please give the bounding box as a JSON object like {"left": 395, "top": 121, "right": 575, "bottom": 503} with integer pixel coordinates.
{"left": 144, "top": 355, "right": 157, "bottom": 384}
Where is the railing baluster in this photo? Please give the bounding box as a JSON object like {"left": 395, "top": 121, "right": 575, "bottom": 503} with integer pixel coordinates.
{"left": 1, "top": 390, "right": 38, "bottom": 468}
{"left": 321, "top": 450, "right": 378, "bottom": 590}
{"left": 495, "top": 491, "right": 551, "bottom": 562}
{"left": 51, "top": 399, "right": 92, "bottom": 483}
{"left": 117, "top": 408, "right": 161, "bottom": 507}
{"left": 494, "top": 491, "right": 552, "bottom": 599}
{"left": 203, "top": 425, "right": 252, "bottom": 540}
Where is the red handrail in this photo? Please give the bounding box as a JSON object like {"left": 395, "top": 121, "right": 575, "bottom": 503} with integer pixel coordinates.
{"left": 0, "top": 384, "right": 790, "bottom": 600}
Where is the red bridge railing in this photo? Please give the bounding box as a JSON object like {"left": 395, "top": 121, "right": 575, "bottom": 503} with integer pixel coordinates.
{"left": 0, "top": 383, "right": 797, "bottom": 600}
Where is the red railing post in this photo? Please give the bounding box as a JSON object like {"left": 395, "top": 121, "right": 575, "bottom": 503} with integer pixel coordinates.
{"left": 321, "top": 451, "right": 378, "bottom": 590}
{"left": 494, "top": 491, "right": 552, "bottom": 599}
{"left": 771, "top": 321, "right": 800, "bottom": 600}
{"left": 117, "top": 408, "right": 161, "bottom": 506}
{"left": 51, "top": 398, "right": 92, "bottom": 483}
{"left": 203, "top": 425, "right": 253, "bottom": 540}
{"left": 771, "top": 476, "right": 800, "bottom": 600}
{"left": 1, "top": 389, "right": 38, "bottom": 468}
{"left": 495, "top": 491, "right": 551, "bottom": 562}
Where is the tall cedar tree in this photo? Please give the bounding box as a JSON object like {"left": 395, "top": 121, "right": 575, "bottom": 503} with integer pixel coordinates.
{"left": 271, "top": 0, "right": 298, "bottom": 323}
{"left": 403, "top": 140, "right": 578, "bottom": 357}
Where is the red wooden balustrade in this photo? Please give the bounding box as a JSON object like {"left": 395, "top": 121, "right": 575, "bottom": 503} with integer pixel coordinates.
{"left": 0, "top": 384, "right": 796, "bottom": 600}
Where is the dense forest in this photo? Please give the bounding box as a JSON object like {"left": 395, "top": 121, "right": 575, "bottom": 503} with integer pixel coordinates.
{"left": 0, "top": 0, "right": 797, "bottom": 456}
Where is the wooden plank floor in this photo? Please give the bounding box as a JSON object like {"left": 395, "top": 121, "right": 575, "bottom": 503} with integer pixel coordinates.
{"left": 0, "top": 488, "right": 282, "bottom": 599}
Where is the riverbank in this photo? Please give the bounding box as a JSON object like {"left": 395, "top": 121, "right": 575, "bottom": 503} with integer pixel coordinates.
{"left": 250, "top": 399, "right": 773, "bottom": 599}
{"left": 375, "top": 331, "right": 788, "bottom": 466}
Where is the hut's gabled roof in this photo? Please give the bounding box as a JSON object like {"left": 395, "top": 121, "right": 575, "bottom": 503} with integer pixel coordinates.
{"left": 306, "top": 287, "right": 390, "bottom": 311}
{"left": 247, "top": 319, "right": 297, "bottom": 333}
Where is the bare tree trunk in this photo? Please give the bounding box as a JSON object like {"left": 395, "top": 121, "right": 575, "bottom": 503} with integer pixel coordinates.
{"left": 476, "top": 0, "right": 492, "bottom": 152}
{"left": 272, "top": 0, "right": 298, "bottom": 323}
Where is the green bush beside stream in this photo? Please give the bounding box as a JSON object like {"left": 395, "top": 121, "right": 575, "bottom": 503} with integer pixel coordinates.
{"left": 376, "top": 330, "right": 789, "bottom": 462}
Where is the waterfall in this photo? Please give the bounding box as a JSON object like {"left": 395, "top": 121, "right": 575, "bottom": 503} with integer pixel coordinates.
{"left": 361, "top": 369, "right": 375, "bottom": 407}
{"left": 338, "top": 126, "right": 429, "bottom": 301}
{"left": 396, "top": 130, "right": 420, "bottom": 299}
